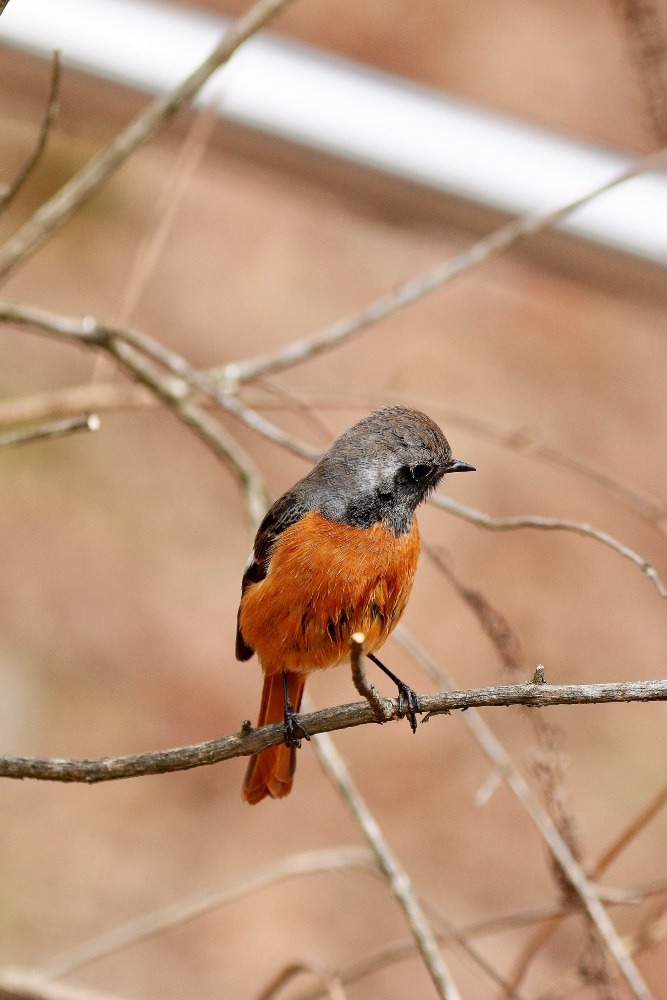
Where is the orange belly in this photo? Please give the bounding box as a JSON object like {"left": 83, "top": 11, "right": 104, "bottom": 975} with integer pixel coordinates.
{"left": 238, "top": 512, "right": 420, "bottom": 676}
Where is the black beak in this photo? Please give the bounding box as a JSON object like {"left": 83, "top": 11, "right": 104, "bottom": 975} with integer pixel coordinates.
{"left": 446, "top": 459, "right": 476, "bottom": 473}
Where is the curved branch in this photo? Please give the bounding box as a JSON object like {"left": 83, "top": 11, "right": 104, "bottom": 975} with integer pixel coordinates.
{"left": 430, "top": 494, "right": 667, "bottom": 598}
{"left": 0, "top": 678, "right": 665, "bottom": 784}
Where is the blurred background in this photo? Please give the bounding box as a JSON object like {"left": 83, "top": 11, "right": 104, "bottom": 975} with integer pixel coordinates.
{"left": 0, "top": 0, "right": 666, "bottom": 997}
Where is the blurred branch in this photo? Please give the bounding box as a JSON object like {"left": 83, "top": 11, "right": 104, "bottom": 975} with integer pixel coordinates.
{"left": 254, "top": 963, "right": 347, "bottom": 1000}
{"left": 393, "top": 629, "right": 657, "bottom": 1000}
{"left": 0, "top": 384, "right": 152, "bottom": 429}
{"left": 0, "top": 414, "right": 99, "bottom": 448}
{"left": 430, "top": 494, "right": 667, "bottom": 599}
{"left": 0, "top": 677, "right": 665, "bottom": 783}
{"left": 306, "top": 700, "right": 462, "bottom": 1000}
{"left": 214, "top": 147, "right": 667, "bottom": 389}
{"left": 0, "top": 970, "right": 125, "bottom": 1000}
{"left": 0, "top": 0, "right": 295, "bottom": 283}
{"left": 42, "top": 847, "right": 377, "bottom": 980}
{"left": 612, "top": 0, "right": 667, "bottom": 146}
{"left": 0, "top": 52, "right": 61, "bottom": 215}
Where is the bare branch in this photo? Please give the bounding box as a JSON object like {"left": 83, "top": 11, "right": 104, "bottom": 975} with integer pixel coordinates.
{"left": 0, "top": 0, "right": 296, "bottom": 283}
{"left": 216, "top": 147, "right": 667, "bottom": 388}
{"left": 429, "top": 494, "right": 667, "bottom": 599}
{"left": 0, "top": 414, "right": 99, "bottom": 448}
{"left": 307, "top": 704, "right": 462, "bottom": 1000}
{"left": 0, "top": 677, "right": 665, "bottom": 784}
{"left": 42, "top": 847, "right": 376, "bottom": 980}
{"left": 0, "top": 52, "right": 61, "bottom": 215}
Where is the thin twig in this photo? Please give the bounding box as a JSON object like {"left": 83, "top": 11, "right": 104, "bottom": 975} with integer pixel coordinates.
{"left": 349, "top": 632, "right": 390, "bottom": 722}
{"left": 0, "top": 52, "right": 61, "bottom": 215}
{"left": 41, "top": 848, "right": 376, "bottom": 980}
{"left": 0, "top": 0, "right": 296, "bottom": 283}
{"left": 429, "top": 494, "right": 667, "bottom": 599}
{"left": 217, "top": 147, "right": 667, "bottom": 388}
{"left": 306, "top": 704, "right": 462, "bottom": 1000}
{"left": 0, "top": 414, "right": 99, "bottom": 448}
{"left": 0, "top": 677, "right": 666, "bottom": 783}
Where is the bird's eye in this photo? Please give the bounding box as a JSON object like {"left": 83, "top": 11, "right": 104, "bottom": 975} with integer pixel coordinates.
{"left": 409, "top": 464, "right": 433, "bottom": 481}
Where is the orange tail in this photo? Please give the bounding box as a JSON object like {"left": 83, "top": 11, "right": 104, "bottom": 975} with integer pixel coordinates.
{"left": 243, "top": 672, "right": 306, "bottom": 805}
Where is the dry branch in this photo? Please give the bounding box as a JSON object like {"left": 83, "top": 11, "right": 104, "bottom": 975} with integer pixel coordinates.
{"left": 430, "top": 494, "right": 667, "bottom": 599}
{"left": 0, "top": 677, "right": 665, "bottom": 784}
{"left": 0, "top": 414, "right": 99, "bottom": 448}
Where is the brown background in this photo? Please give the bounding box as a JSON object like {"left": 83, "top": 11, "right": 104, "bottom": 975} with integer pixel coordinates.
{"left": 0, "top": 0, "right": 666, "bottom": 997}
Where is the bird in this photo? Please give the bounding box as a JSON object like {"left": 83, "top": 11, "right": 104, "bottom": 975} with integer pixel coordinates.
{"left": 236, "top": 405, "right": 475, "bottom": 804}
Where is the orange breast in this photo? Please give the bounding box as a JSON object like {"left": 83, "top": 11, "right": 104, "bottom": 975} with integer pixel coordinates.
{"left": 238, "top": 512, "right": 420, "bottom": 676}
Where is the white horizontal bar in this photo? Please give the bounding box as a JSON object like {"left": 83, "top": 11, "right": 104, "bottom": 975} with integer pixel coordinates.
{"left": 1, "top": 0, "right": 666, "bottom": 266}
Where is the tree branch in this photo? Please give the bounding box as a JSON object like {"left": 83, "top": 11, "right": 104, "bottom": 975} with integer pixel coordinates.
{"left": 0, "top": 678, "right": 665, "bottom": 784}
{"left": 430, "top": 494, "right": 667, "bottom": 599}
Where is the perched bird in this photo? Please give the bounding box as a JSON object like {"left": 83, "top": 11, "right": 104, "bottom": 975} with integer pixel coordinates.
{"left": 236, "top": 405, "right": 474, "bottom": 803}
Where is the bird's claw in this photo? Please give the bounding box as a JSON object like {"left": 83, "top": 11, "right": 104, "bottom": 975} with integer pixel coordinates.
{"left": 283, "top": 704, "right": 310, "bottom": 748}
{"left": 396, "top": 682, "right": 421, "bottom": 734}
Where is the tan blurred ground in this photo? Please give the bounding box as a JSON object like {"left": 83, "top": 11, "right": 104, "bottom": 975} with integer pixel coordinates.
{"left": 0, "top": 1, "right": 666, "bottom": 998}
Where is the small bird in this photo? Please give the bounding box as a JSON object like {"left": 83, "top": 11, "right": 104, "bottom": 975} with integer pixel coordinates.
{"left": 236, "top": 405, "right": 475, "bottom": 803}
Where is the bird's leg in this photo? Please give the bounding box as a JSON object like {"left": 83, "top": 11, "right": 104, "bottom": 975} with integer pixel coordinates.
{"left": 282, "top": 671, "right": 310, "bottom": 747}
{"left": 367, "top": 653, "right": 421, "bottom": 733}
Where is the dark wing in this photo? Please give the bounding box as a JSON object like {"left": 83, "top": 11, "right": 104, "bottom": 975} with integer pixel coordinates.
{"left": 235, "top": 489, "right": 309, "bottom": 661}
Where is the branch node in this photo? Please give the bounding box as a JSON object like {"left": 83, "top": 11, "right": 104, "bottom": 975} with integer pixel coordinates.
{"left": 530, "top": 664, "right": 547, "bottom": 685}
